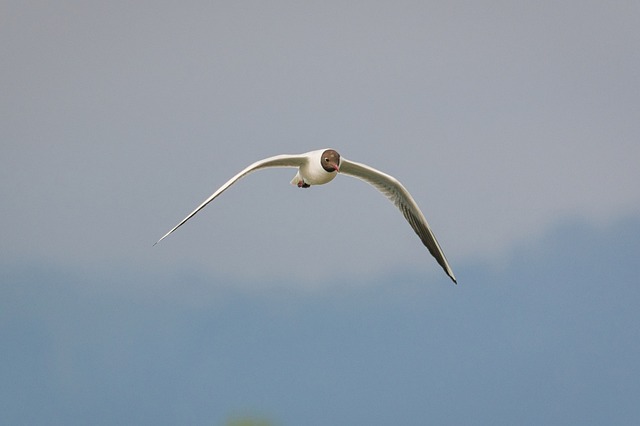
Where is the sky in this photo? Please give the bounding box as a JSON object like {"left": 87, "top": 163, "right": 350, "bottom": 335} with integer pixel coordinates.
{"left": 1, "top": 1, "right": 639, "bottom": 425}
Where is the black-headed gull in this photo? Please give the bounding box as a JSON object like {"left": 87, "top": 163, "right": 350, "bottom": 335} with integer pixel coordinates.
{"left": 155, "top": 149, "right": 457, "bottom": 283}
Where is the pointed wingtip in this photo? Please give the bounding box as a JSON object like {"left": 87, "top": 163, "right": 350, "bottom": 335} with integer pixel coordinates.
{"left": 153, "top": 232, "right": 170, "bottom": 247}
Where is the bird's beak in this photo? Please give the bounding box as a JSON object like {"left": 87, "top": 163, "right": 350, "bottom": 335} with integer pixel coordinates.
{"left": 332, "top": 163, "right": 340, "bottom": 172}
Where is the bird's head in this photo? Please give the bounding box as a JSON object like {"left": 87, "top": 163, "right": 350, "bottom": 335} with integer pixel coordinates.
{"left": 321, "top": 149, "right": 340, "bottom": 173}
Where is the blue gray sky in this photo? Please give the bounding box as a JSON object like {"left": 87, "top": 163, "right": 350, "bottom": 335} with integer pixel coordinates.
{"left": 1, "top": 1, "right": 639, "bottom": 424}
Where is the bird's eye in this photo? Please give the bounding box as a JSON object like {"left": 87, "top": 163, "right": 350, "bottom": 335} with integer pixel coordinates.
{"left": 324, "top": 158, "right": 329, "bottom": 162}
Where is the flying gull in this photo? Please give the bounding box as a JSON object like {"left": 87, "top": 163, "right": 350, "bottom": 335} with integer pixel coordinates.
{"left": 155, "top": 149, "right": 457, "bottom": 283}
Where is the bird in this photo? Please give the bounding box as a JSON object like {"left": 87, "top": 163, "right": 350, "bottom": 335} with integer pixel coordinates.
{"left": 155, "top": 149, "right": 457, "bottom": 284}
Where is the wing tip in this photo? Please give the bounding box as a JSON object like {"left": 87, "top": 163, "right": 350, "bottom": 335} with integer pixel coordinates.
{"left": 445, "top": 268, "right": 457, "bottom": 284}
{"left": 153, "top": 231, "right": 172, "bottom": 247}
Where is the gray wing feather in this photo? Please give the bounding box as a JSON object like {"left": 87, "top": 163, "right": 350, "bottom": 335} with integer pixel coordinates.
{"left": 340, "top": 158, "right": 457, "bottom": 283}
{"left": 155, "top": 154, "right": 307, "bottom": 245}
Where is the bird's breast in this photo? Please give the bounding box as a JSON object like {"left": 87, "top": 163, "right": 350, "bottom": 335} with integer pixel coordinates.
{"left": 299, "top": 162, "right": 338, "bottom": 185}
{"left": 291, "top": 150, "right": 337, "bottom": 186}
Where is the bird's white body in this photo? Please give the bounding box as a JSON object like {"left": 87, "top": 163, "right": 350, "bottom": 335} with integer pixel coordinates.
{"left": 290, "top": 149, "right": 338, "bottom": 187}
{"left": 156, "top": 148, "right": 457, "bottom": 283}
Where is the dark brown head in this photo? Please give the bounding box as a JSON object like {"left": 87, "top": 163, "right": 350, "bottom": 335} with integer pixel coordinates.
{"left": 321, "top": 149, "right": 341, "bottom": 173}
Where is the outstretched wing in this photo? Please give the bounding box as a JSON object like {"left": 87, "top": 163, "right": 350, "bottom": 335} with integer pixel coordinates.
{"left": 155, "top": 154, "right": 307, "bottom": 245}
{"left": 340, "top": 158, "right": 457, "bottom": 283}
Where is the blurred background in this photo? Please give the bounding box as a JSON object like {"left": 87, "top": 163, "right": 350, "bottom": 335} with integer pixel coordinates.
{"left": 2, "top": 1, "right": 639, "bottom": 424}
